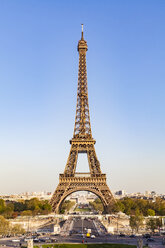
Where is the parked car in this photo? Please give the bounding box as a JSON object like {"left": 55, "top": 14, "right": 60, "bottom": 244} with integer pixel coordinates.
{"left": 119, "top": 234, "right": 126, "bottom": 237}
{"left": 12, "top": 239, "right": 20, "bottom": 243}
{"left": 33, "top": 238, "right": 40, "bottom": 243}
{"left": 143, "top": 233, "right": 151, "bottom": 238}
{"left": 129, "top": 234, "right": 136, "bottom": 238}
{"left": 51, "top": 238, "right": 57, "bottom": 242}
{"left": 24, "top": 238, "right": 31, "bottom": 242}
{"left": 153, "top": 233, "right": 161, "bottom": 236}
{"left": 39, "top": 238, "right": 46, "bottom": 243}
{"left": 147, "top": 238, "right": 155, "bottom": 242}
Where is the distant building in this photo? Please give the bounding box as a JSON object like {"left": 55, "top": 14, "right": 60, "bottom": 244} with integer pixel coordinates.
{"left": 115, "top": 190, "right": 126, "bottom": 197}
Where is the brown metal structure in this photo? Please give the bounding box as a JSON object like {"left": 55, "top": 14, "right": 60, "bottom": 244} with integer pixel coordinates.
{"left": 50, "top": 25, "right": 115, "bottom": 213}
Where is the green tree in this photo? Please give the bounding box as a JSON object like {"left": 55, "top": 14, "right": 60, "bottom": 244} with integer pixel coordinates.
{"left": 153, "top": 198, "right": 165, "bottom": 216}
{"left": 129, "top": 210, "right": 144, "bottom": 233}
{"left": 41, "top": 201, "right": 52, "bottom": 214}
{"left": 3, "top": 203, "right": 14, "bottom": 219}
{"left": 60, "top": 200, "right": 75, "bottom": 214}
{"left": 147, "top": 209, "right": 155, "bottom": 216}
{"left": 106, "top": 202, "right": 120, "bottom": 213}
{"left": 14, "top": 201, "right": 26, "bottom": 212}
{"left": 25, "top": 198, "right": 40, "bottom": 211}
{"left": 156, "top": 218, "right": 163, "bottom": 233}
{"left": 0, "top": 216, "right": 10, "bottom": 235}
{"left": 117, "top": 201, "right": 125, "bottom": 212}
{"left": 146, "top": 218, "right": 156, "bottom": 233}
{"left": 0, "top": 199, "right": 5, "bottom": 214}
{"left": 89, "top": 198, "right": 104, "bottom": 213}
{"left": 21, "top": 210, "right": 32, "bottom": 216}
{"left": 121, "top": 198, "right": 135, "bottom": 215}
{"left": 130, "top": 215, "right": 137, "bottom": 233}
{"left": 11, "top": 224, "right": 25, "bottom": 235}
{"left": 147, "top": 217, "right": 163, "bottom": 233}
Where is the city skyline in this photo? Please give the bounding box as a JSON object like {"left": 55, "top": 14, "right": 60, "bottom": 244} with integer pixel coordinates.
{"left": 0, "top": 0, "right": 165, "bottom": 195}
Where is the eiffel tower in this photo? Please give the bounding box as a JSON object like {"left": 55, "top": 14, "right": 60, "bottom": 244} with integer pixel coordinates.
{"left": 50, "top": 25, "right": 115, "bottom": 213}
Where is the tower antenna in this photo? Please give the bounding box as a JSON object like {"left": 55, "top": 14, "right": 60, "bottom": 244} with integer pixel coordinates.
{"left": 81, "top": 24, "right": 84, "bottom": 39}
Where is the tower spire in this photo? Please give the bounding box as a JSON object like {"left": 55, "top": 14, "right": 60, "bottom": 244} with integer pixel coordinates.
{"left": 81, "top": 24, "right": 84, "bottom": 40}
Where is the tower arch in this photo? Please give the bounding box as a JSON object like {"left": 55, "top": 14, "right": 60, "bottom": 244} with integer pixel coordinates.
{"left": 57, "top": 188, "right": 107, "bottom": 214}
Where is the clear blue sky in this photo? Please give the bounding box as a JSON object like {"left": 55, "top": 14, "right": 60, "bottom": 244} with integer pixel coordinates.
{"left": 0, "top": 0, "right": 165, "bottom": 195}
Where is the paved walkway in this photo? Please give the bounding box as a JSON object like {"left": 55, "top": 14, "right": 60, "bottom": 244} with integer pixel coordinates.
{"left": 149, "top": 245, "right": 165, "bottom": 248}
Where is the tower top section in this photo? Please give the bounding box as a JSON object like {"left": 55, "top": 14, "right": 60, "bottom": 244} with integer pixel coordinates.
{"left": 77, "top": 24, "right": 88, "bottom": 52}
{"left": 72, "top": 24, "right": 93, "bottom": 141}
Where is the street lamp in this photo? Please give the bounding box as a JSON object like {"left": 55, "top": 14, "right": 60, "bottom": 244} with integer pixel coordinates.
{"left": 81, "top": 217, "right": 85, "bottom": 236}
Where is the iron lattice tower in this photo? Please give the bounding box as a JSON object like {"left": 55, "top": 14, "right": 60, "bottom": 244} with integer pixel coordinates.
{"left": 50, "top": 25, "right": 115, "bottom": 213}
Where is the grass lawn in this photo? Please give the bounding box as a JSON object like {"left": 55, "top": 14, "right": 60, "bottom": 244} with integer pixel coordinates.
{"left": 74, "top": 208, "right": 91, "bottom": 212}
{"left": 34, "top": 244, "right": 137, "bottom": 248}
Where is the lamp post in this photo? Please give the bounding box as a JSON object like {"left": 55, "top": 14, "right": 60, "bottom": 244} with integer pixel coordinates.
{"left": 81, "top": 217, "right": 85, "bottom": 236}
{"left": 117, "top": 214, "right": 119, "bottom": 235}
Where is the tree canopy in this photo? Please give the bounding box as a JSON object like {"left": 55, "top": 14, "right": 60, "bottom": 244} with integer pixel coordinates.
{"left": 0, "top": 198, "right": 52, "bottom": 218}
{"left": 117, "top": 197, "right": 165, "bottom": 216}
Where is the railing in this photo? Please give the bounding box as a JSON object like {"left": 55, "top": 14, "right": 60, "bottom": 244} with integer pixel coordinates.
{"left": 75, "top": 172, "right": 91, "bottom": 177}
{"left": 59, "top": 173, "right": 106, "bottom": 179}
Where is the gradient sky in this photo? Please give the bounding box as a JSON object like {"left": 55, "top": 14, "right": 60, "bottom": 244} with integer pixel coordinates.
{"left": 0, "top": 0, "right": 165, "bottom": 195}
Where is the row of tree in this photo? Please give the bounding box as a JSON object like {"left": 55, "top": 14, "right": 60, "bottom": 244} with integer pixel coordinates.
{"left": 89, "top": 198, "right": 104, "bottom": 212}
{"left": 0, "top": 196, "right": 164, "bottom": 218}
{"left": 60, "top": 200, "right": 75, "bottom": 214}
{"left": 117, "top": 197, "right": 165, "bottom": 216}
{"left": 0, "top": 198, "right": 52, "bottom": 218}
{"left": 89, "top": 197, "right": 165, "bottom": 216}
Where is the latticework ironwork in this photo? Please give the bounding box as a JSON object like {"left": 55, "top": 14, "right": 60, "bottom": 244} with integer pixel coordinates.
{"left": 50, "top": 26, "right": 115, "bottom": 213}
